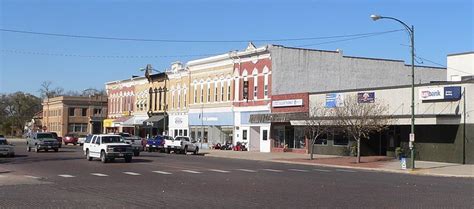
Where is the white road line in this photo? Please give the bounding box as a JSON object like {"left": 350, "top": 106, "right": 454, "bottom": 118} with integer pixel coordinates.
{"left": 91, "top": 173, "right": 108, "bottom": 177}
{"left": 314, "top": 169, "right": 331, "bottom": 172}
{"left": 289, "top": 169, "right": 308, "bottom": 172}
{"left": 209, "top": 169, "right": 230, "bottom": 173}
{"left": 58, "top": 174, "right": 75, "bottom": 178}
{"left": 236, "top": 169, "right": 257, "bottom": 173}
{"left": 24, "top": 175, "right": 41, "bottom": 179}
{"left": 336, "top": 169, "right": 356, "bottom": 173}
{"left": 182, "top": 170, "right": 201, "bottom": 174}
{"left": 123, "top": 172, "right": 141, "bottom": 176}
{"left": 262, "top": 169, "right": 283, "bottom": 173}
{"left": 152, "top": 171, "right": 172, "bottom": 175}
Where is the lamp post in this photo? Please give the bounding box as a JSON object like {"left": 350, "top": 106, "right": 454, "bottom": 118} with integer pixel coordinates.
{"left": 371, "top": 14, "right": 416, "bottom": 170}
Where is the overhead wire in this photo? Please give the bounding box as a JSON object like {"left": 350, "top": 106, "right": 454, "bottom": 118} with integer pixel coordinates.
{"left": 0, "top": 28, "right": 403, "bottom": 43}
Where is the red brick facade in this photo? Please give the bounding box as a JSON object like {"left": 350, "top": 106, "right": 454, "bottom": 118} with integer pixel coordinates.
{"left": 271, "top": 92, "right": 309, "bottom": 113}
{"left": 233, "top": 58, "right": 272, "bottom": 107}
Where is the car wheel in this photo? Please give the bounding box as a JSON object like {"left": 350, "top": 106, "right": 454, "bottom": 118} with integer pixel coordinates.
{"left": 73, "top": 143, "right": 77, "bottom": 146}
{"left": 166, "top": 148, "right": 171, "bottom": 154}
{"left": 183, "top": 146, "right": 188, "bottom": 155}
{"left": 100, "top": 151, "right": 108, "bottom": 163}
{"left": 27, "top": 145, "right": 31, "bottom": 152}
{"left": 65, "top": 142, "right": 68, "bottom": 146}
{"left": 35, "top": 145, "right": 40, "bottom": 153}
{"left": 147, "top": 147, "right": 152, "bottom": 152}
{"left": 54, "top": 148, "right": 58, "bottom": 152}
{"left": 125, "top": 156, "right": 132, "bottom": 163}
{"left": 193, "top": 147, "right": 199, "bottom": 155}
{"left": 134, "top": 151, "right": 140, "bottom": 157}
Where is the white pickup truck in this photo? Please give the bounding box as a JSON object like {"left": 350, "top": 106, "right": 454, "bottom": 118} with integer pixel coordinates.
{"left": 118, "top": 133, "right": 143, "bottom": 156}
{"left": 164, "top": 136, "right": 199, "bottom": 155}
{"left": 83, "top": 134, "right": 133, "bottom": 163}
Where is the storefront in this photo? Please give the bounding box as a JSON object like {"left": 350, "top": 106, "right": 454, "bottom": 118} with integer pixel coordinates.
{"left": 111, "top": 116, "right": 133, "bottom": 134}
{"left": 189, "top": 111, "right": 234, "bottom": 148}
{"left": 123, "top": 115, "right": 149, "bottom": 137}
{"left": 143, "top": 114, "right": 165, "bottom": 137}
{"left": 168, "top": 113, "right": 189, "bottom": 138}
{"left": 235, "top": 110, "right": 271, "bottom": 152}
{"left": 103, "top": 118, "right": 116, "bottom": 134}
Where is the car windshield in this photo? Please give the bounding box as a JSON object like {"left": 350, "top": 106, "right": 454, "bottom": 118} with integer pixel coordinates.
{"left": 51, "top": 133, "right": 58, "bottom": 138}
{"left": 37, "top": 133, "right": 54, "bottom": 139}
{"left": 102, "top": 136, "right": 124, "bottom": 144}
{"left": 0, "top": 140, "right": 7, "bottom": 145}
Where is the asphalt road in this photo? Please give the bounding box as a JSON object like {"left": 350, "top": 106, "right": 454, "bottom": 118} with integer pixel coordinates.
{"left": 1, "top": 140, "right": 473, "bottom": 209}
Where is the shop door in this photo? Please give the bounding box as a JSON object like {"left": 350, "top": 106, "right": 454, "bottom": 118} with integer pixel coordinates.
{"left": 249, "top": 126, "right": 260, "bottom": 151}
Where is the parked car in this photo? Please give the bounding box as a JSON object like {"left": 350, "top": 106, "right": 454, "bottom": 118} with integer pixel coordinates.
{"left": 63, "top": 134, "right": 79, "bottom": 145}
{"left": 83, "top": 134, "right": 133, "bottom": 163}
{"left": 50, "top": 132, "right": 62, "bottom": 148}
{"left": 78, "top": 134, "right": 91, "bottom": 146}
{"left": 145, "top": 135, "right": 169, "bottom": 152}
{"left": 27, "top": 132, "right": 60, "bottom": 152}
{"left": 118, "top": 133, "right": 143, "bottom": 156}
{"left": 164, "top": 136, "right": 199, "bottom": 155}
{"left": 0, "top": 136, "right": 15, "bottom": 157}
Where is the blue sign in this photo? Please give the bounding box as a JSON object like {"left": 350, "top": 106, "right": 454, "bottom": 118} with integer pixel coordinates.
{"left": 357, "top": 92, "right": 375, "bottom": 103}
{"left": 325, "top": 93, "right": 344, "bottom": 108}
{"left": 444, "top": 86, "right": 461, "bottom": 100}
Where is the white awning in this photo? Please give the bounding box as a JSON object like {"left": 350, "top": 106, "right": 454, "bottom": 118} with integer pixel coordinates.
{"left": 123, "top": 115, "right": 149, "bottom": 126}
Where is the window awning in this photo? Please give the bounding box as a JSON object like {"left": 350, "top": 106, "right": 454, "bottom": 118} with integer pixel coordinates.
{"left": 123, "top": 115, "right": 149, "bottom": 126}
{"left": 143, "top": 115, "right": 165, "bottom": 125}
{"left": 103, "top": 119, "right": 115, "bottom": 128}
{"left": 249, "top": 112, "right": 308, "bottom": 123}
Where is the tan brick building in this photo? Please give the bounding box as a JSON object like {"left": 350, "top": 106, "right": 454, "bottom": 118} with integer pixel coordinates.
{"left": 167, "top": 62, "right": 190, "bottom": 138}
{"left": 42, "top": 96, "right": 108, "bottom": 137}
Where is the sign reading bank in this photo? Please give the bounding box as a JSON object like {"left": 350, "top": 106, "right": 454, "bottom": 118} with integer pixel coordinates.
{"left": 419, "top": 86, "right": 461, "bottom": 101}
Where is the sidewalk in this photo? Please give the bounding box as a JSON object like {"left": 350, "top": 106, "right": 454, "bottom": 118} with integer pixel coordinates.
{"left": 203, "top": 149, "right": 474, "bottom": 178}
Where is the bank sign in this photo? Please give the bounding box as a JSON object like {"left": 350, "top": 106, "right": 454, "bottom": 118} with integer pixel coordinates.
{"left": 272, "top": 99, "right": 303, "bottom": 107}
{"left": 419, "top": 86, "right": 461, "bottom": 101}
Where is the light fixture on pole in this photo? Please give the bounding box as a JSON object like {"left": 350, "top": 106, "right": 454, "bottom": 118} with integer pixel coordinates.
{"left": 371, "top": 14, "right": 416, "bottom": 170}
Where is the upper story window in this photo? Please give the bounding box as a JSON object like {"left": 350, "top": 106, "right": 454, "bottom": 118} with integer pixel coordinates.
{"left": 200, "top": 86, "right": 204, "bottom": 103}
{"left": 82, "top": 108, "right": 87, "bottom": 116}
{"left": 207, "top": 84, "right": 211, "bottom": 102}
{"left": 69, "top": 108, "right": 75, "bottom": 116}
{"left": 215, "top": 84, "right": 218, "bottom": 102}
{"left": 194, "top": 86, "right": 197, "bottom": 104}
{"left": 227, "top": 83, "right": 231, "bottom": 101}
{"left": 221, "top": 84, "right": 225, "bottom": 101}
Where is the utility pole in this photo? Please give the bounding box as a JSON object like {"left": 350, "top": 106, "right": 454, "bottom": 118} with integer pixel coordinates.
{"left": 463, "top": 87, "right": 466, "bottom": 164}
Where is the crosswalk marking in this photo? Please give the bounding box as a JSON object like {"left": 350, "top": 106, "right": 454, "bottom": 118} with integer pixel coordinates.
{"left": 152, "top": 171, "right": 172, "bottom": 175}
{"left": 314, "top": 169, "right": 331, "bottom": 172}
{"left": 236, "top": 169, "right": 257, "bottom": 173}
{"left": 123, "top": 172, "right": 141, "bottom": 176}
{"left": 209, "top": 169, "right": 230, "bottom": 173}
{"left": 58, "top": 174, "right": 75, "bottom": 178}
{"left": 91, "top": 173, "right": 108, "bottom": 177}
{"left": 182, "top": 170, "right": 201, "bottom": 174}
{"left": 262, "top": 169, "right": 283, "bottom": 172}
{"left": 24, "top": 175, "right": 41, "bottom": 179}
{"left": 336, "top": 169, "right": 356, "bottom": 173}
{"left": 289, "top": 169, "right": 308, "bottom": 172}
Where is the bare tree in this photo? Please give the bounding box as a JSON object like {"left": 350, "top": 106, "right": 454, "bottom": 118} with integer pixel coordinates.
{"left": 333, "top": 95, "right": 391, "bottom": 163}
{"left": 38, "top": 81, "right": 63, "bottom": 99}
{"left": 305, "top": 105, "right": 332, "bottom": 160}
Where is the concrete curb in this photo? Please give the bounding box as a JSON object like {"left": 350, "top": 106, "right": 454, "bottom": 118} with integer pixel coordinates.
{"left": 205, "top": 154, "right": 473, "bottom": 178}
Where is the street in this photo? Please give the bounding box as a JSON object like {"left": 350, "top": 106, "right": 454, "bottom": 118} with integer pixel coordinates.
{"left": 1, "top": 140, "right": 473, "bottom": 209}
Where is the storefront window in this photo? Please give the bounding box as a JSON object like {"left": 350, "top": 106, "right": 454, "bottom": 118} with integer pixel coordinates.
{"left": 294, "top": 127, "right": 305, "bottom": 149}
{"left": 184, "top": 129, "right": 188, "bottom": 136}
{"left": 242, "top": 130, "right": 248, "bottom": 140}
{"left": 179, "top": 129, "right": 183, "bottom": 136}
{"left": 333, "top": 133, "right": 349, "bottom": 146}
{"left": 174, "top": 129, "right": 178, "bottom": 137}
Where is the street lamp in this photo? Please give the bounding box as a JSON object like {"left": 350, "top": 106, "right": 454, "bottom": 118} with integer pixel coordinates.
{"left": 371, "top": 14, "right": 416, "bottom": 170}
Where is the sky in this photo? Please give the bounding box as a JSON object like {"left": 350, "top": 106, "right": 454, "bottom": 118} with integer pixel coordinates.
{"left": 0, "top": 0, "right": 472, "bottom": 96}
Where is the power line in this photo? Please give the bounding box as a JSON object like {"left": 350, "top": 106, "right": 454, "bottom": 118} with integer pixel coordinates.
{"left": 294, "top": 29, "right": 404, "bottom": 47}
{"left": 0, "top": 28, "right": 403, "bottom": 43}
{"left": 0, "top": 49, "right": 219, "bottom": 59}
{"left": 415, "top": 55, "right": 471, "bottom": 75}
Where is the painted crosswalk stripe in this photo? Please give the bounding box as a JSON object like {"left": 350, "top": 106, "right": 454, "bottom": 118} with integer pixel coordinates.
{"left": 236, "top": 169, "right": 257, "bottom": 173}
{"left": 209, "top": 169, "right": 230, "bottom": 173}
{"left": 152, "top": 171, "right": 172, "bottom": 175}
{"left": 289, "top": 169, "right": 308, "bottom": 172}
{"left": 262, "top": 169, "right": 283, "bottom": 173}
{"left": 91, "top": 173, "right": 108, "bottom": 177}
{"left": 123, "top": 172, "right": 141, "bottom": 176}
{"left": 314, "top": 169, "right": 331, "bottom": 172}
{"left": 336, "top": 169, "right": 356, "bottom": 173}
{"left": 58, "top": 174, "right": 75, "bottom": 178}
{"left": 24, "top": 175, "right": 41, "bottom": 179}
{"left": 182, "top": 170, "right": 201, "bottom": 174}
